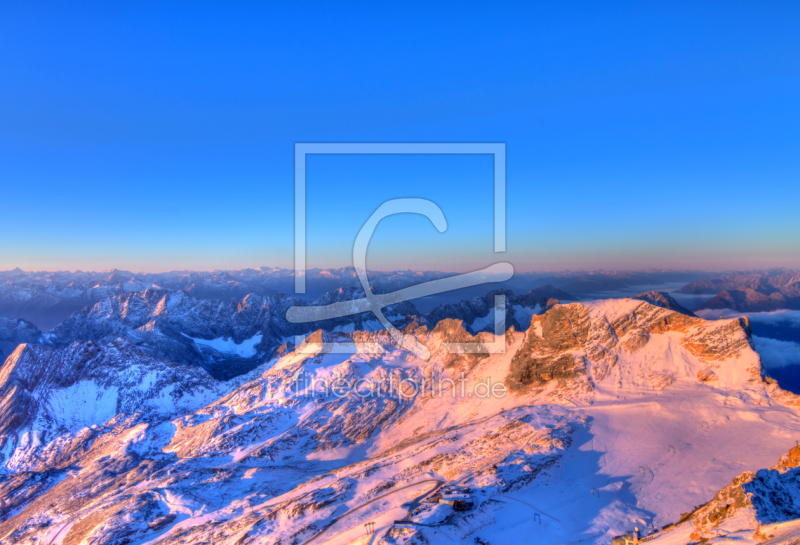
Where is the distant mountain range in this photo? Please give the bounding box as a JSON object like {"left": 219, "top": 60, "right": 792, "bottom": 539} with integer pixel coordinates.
{"left": 0, "top": 267, "right": 716, "bottom": 331}
{"left": 681, "top": 270, "right": 800, "bottom": 312}
{"left": 3, "top": 267, "right": 800, "bottom": 338}
{"left": 0, "top": 268, "right": 445, "bottom": 330}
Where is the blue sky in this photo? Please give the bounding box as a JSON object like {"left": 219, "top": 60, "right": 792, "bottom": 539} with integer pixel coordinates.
{"left": 1, "top": 1, "right": 799, "bottom": 272}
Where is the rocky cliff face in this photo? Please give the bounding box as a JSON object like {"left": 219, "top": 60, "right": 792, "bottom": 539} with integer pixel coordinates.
{"left": 643, "top": 446, "right": 800, "bottom": 543}
{"left": 507, "top": 298, "right": 758, "bottom": 398}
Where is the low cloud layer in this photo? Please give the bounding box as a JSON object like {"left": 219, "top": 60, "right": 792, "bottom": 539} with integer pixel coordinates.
{"left": 753, "top": 335, "right": 800, "bottom": 369}
{"left": 695, "top": 309, "right": 800, "bottom": 327}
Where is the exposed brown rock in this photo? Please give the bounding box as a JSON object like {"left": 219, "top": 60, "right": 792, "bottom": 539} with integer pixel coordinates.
{"left": 505, "top": 305, "right": 590, "bottom": 392}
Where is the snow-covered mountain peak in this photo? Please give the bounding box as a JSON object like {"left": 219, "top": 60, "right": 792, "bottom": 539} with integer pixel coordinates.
{"left": 2, "top": 297, "right": 800, "bottom": 544}
{"left": 508, "top": 298, "right": 763, "bottom": 400}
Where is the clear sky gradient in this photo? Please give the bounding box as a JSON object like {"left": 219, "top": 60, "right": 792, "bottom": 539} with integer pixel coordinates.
{"left": 1, "top": 2, "right": 799, "bottom": 273}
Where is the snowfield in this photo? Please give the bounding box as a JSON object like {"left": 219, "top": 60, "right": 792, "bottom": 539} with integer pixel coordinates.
{"left": 185, "top": 333, "right": 264, "bottom": 358}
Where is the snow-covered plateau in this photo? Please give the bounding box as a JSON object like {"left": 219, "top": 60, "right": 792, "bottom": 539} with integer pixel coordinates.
{"left": 1, "top": 296, "right": 800, "bottom": 544}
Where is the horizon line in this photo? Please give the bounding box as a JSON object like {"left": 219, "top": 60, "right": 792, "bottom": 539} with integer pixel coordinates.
{"left": 1, "top": 266, "right": 797, "bottom": 276}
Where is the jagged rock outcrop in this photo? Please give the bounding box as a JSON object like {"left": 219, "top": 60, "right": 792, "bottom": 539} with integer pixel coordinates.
{"left": 506, "top": 298, "right": 760, "bottom": 399}
{"left": 633, "top": 290, "right": 696, "bottom": 316}
{"left": 506, "top": 304, "right": 591, "bottom": 395}
{"left": 647, "top": 446, "right": 800, "bottom": 542}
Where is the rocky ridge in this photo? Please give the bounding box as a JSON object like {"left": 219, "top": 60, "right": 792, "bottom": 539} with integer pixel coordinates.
{"left": 644, "top": 446, "right": 800, "bottom": 543}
